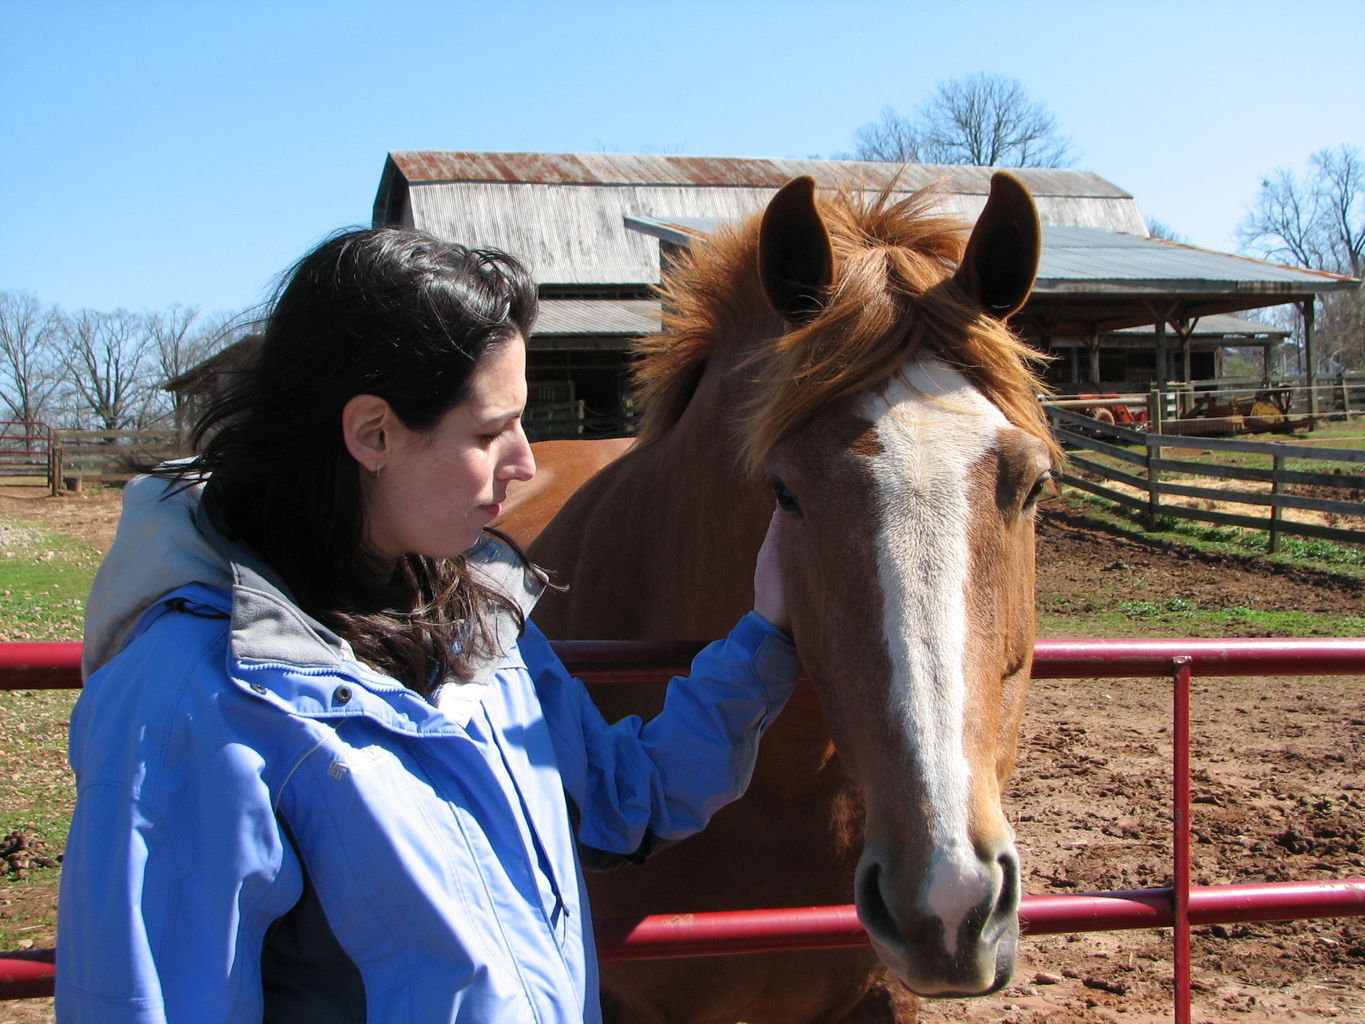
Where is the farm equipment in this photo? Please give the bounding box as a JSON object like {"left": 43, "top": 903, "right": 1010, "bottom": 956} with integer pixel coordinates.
{"left": 1075, "top": 393, "right": 1147, "bottom": 426}
{"left": 1166, "top": 387, "right": 1318, "bottom": 437}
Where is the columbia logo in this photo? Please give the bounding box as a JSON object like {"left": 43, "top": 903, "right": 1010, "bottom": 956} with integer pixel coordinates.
{"left": 328, "top": 760, "right": 350, "bottom": 780}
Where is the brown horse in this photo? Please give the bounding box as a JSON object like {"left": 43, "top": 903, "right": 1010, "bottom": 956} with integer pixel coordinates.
{"left": 498, "top": 173, "right": 1060, "bottom": 1023}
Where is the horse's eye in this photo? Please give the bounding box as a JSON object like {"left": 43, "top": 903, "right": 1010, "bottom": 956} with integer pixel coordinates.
{"left": 767, "top": 475, "right": 803, "bottom": 516}
{"left": 1024, "top": 471, "right": 1054, "bottom": 509}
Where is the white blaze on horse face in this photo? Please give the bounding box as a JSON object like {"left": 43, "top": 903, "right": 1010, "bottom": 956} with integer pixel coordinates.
{"left": 859, "top": 354, "right": 1010, "bottom": 958}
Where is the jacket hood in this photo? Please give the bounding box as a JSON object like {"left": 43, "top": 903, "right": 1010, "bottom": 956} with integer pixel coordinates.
{"left": 82, "top": 474, "right": 226, "bottom": 679}
{"left": 83, "top": 472, "right": 545, "bottom": 688}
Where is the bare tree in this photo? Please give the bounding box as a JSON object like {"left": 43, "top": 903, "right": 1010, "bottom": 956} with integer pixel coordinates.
{"left": 0, "top": 291, "right": 64, "bottom": 425}
{"left": 852, "top": 73, "right": 1076, "bottom": 167}
{"left": 1239, "top": 145, "right": 1365, "bottom": 369}
{"left": 147, "top": 303, "right": 203, "bottom": 385}
{"left": 1238, "top": 145, "right": 1364, "bottom": 276}
{"left": 62, "top": 308, "right": 158, "bottom": 430}
{"left": 143, "top": 305, "right": 243, "bottom": 427}
{"left": 1146, "top": 219, "right": 1189, "bottom": 243}
{"left": 144, "top": 304, "right": 202, "bottom": 426}
{"left": 1318, "top": 285, "right": 1365, "bottom": 371}
{"left": 851, "top": 106, "right": 926, "bottom": 163}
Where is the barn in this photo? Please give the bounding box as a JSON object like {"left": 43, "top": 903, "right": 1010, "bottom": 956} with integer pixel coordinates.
{"left": 168, "top": 151, "right": 1358, "bottom": 437}
{"left": 373, "top": 152, "right": 1148, "bottom": 435}
{"left": 375, "top": 151, "right": 1357, "bottom": 430}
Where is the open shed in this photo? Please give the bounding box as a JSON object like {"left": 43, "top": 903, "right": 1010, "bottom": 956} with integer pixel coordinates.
{"left": 372, "top": 151, "right": 1156, "bottom": 433}
{"left": 625, "top": 207, "right": 1358, "bottom": 402}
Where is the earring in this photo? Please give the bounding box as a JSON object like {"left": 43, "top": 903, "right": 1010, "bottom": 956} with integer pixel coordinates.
{"left": 369, "top": 465, "right": 382, "bottom": 479}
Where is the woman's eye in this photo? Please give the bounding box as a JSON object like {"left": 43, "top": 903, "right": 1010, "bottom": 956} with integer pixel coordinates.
{"left": 768, "top": 475, "right": 802, "bottom": 516}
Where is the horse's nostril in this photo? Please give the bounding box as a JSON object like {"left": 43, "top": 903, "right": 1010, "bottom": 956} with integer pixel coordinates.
{"left": 996, "top": 850, "right": 1020, "bottom": 917}
{"left": 855, "top": 861, "right": 898, "bottom": 941}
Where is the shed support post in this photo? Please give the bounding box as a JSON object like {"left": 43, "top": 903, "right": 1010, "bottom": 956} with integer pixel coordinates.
{"left": 1085, "top": 328, "right": 1102, "bottom": 384}
{"left": 1154, "top": 318, "right": 1168, "bottom": 386}
{"left": 1300, "top": 299, "right": 1318, "bottom": 418}
{"left": 1147, "top": 301, "right": 1182, "bottom": 389}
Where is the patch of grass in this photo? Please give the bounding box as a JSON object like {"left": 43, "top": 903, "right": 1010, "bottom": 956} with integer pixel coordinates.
{"left": 0, "top": 688, "right": 77, "bottom": 949}
{"left": 1038, "top": 599, "right": 1365, "bottom": 639}
{"left": 1056, "top": 490, "right": 1365, "bottom": 583}
{"left": 0, "top": 513, "right": 95, "bottom": 950}
{"left": 0, "top": 516, "right": 103, "bottom": 642}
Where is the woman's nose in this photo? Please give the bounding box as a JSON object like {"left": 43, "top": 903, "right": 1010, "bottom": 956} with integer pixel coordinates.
{"left": 501, "top": 423, "right": 536, "bottom": 482}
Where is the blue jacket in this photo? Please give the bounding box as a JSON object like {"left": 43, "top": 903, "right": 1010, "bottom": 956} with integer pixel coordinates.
{"left": 57, "top": 477, "right": 800, "bottom": 1023}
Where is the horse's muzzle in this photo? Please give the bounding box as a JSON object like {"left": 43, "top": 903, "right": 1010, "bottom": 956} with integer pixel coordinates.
{"left": 854, "top": 843, "right": 1021, "bottom": 997}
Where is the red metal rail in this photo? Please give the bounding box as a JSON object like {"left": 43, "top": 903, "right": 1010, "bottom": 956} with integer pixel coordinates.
{"left": 594, "top": 879, "right": 1365, "bottom": 959}
{"left": 0, "top": 421, "right": 53, "bottom": 462}
{"left": 4, "top": 637, "right": 1364, "bottom": 1013}
{"left": 0, "top": 420, "right": 58, "bottom": 494}
{"left": 6, "top": 882, "right": 1363, "bottom": 997}
{"left": 7, "top": 637, "right": 1365, "bottom": 691}
{"left": 0, "top": 642, "right": 82, "bottom": 689}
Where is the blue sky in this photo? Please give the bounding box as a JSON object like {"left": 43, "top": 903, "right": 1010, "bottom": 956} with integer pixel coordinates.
{"left": 4, "top": 0, "right": 1362, "bottom": 319}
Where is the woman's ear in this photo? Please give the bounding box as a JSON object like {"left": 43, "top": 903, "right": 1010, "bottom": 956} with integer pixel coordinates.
{"left": 342, "top": 394, "right": 395, "bottom": 474}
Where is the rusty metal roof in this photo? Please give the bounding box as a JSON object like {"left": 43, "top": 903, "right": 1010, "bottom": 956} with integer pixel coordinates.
{"left": 373, "top": 149, "right": 1359, "bottom": 337}
{"left": 1036, "top": 226, "right": 1358, "bottom": 291}
{"left": 629, "top": 215, "right": 1358, "bottom": 294}
{"left": 382, "top": 150, "right": 1132, "bottom": 197}
{"left": 374, "top": 151, "right": 1151, "bottom": 288}
{"left": 626, "top": 215, "right": 1360, "bottom": 335}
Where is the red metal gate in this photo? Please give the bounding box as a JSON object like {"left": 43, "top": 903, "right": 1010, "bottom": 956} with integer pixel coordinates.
{"left": 0, "top": 421, "right": 58, "bottom": 494}
{"left": 4, "top": 637, "right": 1364, "bottom": 1020}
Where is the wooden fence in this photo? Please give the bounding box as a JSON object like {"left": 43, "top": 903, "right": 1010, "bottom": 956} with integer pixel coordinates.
{"left": 10, "top": 407, "right": 640, "bottom": 492}
{"left": 51, "top": 429, "right": 186, "bottom": 488}
{"left": 1047, "top": 407, "right": 1365, "bottom": 552}
{"left": 523, "top": 400, "right": 639, "bottom": 442}
{"left": 1123, "top": 377, "right": 1359, "bottom": 429}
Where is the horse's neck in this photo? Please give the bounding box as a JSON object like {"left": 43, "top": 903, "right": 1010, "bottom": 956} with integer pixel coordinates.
{"left": 640, "top": 407, "right": 771, "bottom": 636}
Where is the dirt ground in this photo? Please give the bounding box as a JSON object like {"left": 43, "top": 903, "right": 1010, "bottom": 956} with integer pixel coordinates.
{"left": 1, "top": 484, "right": 1362, "bottom": 1023}
{"left": 919, "top": 502, "right": 1365, "bottom": 1023}
{"left": 0, "top": 485, "right": 122, "bottom": 554}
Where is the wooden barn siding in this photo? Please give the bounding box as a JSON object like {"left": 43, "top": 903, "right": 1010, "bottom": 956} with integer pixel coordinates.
{"left": 407, "top": 182, "right": 1148, "bottom": 287}
{"left": 410, "top": 183, "right": 774, "bottom": 285}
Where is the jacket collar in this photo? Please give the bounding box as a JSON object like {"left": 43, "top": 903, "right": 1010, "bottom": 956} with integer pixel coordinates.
{"left": 193, "top": 501, "right": 545, "bottom": 688}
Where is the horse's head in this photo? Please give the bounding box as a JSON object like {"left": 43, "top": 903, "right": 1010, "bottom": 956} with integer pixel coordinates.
{"left": 745, "top": 175, "right": 1055, "bottom": 996}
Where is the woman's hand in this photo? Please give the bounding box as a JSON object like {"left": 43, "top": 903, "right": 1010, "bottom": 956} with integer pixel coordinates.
{"left": 752, "top": 510, "right": 790, "bottom": 634}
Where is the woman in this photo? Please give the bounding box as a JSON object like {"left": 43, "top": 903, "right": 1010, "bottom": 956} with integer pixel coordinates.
{"left": 57, "top": 230, "right": 798, "bottom": 1023}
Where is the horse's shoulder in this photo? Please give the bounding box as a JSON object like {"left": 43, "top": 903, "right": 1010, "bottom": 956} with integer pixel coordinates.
{"left": 495, "top": 437, "right": 636, "bottom": 548}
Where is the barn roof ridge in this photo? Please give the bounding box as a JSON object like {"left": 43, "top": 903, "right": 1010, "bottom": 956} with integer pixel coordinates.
{"left": 381, "top": 150, "right": 1132, "bottom": 199}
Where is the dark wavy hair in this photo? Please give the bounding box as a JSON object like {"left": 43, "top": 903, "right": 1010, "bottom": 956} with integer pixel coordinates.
{"left": 160, "top": 228, "right": 539, "bottom": 693}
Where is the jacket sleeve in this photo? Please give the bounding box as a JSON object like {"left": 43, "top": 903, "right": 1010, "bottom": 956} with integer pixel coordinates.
{"left": 56, "top": 612, "right": 302, "bottom": 1023}
{"left": 522, "top": 612, "right": 801, "bottom": 859}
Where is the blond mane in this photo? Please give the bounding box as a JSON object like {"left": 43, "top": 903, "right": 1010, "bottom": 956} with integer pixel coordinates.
{"left": 632, "top": 184, "right": 1061, "bottom": 475}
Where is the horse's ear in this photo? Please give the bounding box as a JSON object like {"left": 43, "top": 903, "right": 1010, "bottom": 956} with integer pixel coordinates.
{"left": 759, "top": 176, "right": 835, "bottom": 324}
{"left": 954, "top": 171, "right": 1040, "bottom": 319}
